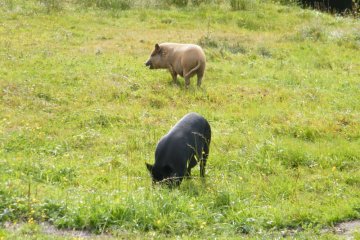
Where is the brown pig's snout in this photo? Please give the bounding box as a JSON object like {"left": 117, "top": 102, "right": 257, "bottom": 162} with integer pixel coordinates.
{"left": 145, "top": 59, "right": 151, "bottom": 66}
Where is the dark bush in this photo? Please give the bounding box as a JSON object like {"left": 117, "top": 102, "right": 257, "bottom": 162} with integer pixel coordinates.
{"left": 279, "top": 0, "right": 355, "bottom": 14}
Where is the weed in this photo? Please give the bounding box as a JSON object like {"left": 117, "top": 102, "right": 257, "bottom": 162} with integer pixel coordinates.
{"left": 39, "top": 0, "right": 63, "bottom": 13}
{"left": 295, "top": 25, "right": 327, "bottom": 41}
{"left": 258, "top": 46, "right": 272, "bottom": 57}
{"left": 230, "top": 0, "right": 257, "bottom": 11}
{"left": 198, "top": 35, "right": 219, "bottom": 48}
{"left": 77, "top": 0, "right": 132, "bottom": 10}
{"left": 191, "top": 0, "right": 210, "bottom": 6}
{"left": 162, "top": 0, "right": 189, "bottom": 7}
{"left": 237, "top": 17, "right": 262, "bottom": 31}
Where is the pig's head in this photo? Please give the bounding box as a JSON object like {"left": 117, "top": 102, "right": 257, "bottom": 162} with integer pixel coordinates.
{"left": 145, "top": 162, "right": 180, "bottom": 186}
{"left": 145, "top": 43, "right": 166, "bottom": 69}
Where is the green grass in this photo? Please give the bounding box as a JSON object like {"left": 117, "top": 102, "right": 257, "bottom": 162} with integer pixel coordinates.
{"left": 0, "top": 0, "right": 360, "bottom": 239}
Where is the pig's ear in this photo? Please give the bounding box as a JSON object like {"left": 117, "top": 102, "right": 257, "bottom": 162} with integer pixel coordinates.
{"left": 145, "top": 162, "right": 153, "bottom": 173}
{"left": 155, "top": 43, "right": 160, "bottom": 52}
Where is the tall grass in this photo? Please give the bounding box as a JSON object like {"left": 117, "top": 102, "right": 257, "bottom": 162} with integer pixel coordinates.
{"left": 76, "top": 0, "right": 132, "bottom": 10}
{"left": 39, "top": 0, "right": 63, "bottom": 13}
{"left": 230, "top": 0, "right": 257, "bottom": 10}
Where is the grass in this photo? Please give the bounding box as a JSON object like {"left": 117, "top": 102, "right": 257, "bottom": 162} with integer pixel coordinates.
{"left": 0, "top": 0, "right": 360, "bottom": 239}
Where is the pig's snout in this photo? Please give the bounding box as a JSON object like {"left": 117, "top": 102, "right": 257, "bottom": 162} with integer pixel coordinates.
{"left": 145, "top": 59, "right": 152, "bottom": 68}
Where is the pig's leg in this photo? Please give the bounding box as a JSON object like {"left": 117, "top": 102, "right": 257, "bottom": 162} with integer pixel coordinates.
{"left": 169, "top": 66, "right": 178, "bottom": 84}
{"left": 197, "top": 72, "right": 203, "bottom": 87}
{"left": 184, "top": 76, "right": 191, "bottom": 88}
{"left": 185, "top": 168, "right": 191, "bottom": 178}
{"left": 186, "top": 155, "right": 197, "bottom": 177}
{"left": 171, "top": 72, "right": 178, "bottom": 84}
{"left": 200, "top": 143, "right": 209, "bottom": 178}
{"left": 183, "top": 68, "right": 191, "bottom": 88}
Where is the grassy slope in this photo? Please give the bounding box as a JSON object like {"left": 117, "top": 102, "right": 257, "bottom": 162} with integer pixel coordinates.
{"left": 0, "top": 1, "right": 360, "bottom": 239}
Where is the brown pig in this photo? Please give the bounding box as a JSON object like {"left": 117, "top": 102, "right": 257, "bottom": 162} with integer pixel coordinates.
{"left": 145, "top": 43, "right": 206, "bottom": 87}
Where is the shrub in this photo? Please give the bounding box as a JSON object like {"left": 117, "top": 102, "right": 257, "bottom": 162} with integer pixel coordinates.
{"left": 77, "top": 0, "right": 132, "bottom": 10}
{"left": 230, "top": 0, "right": 256, "bottom": 11}
{"left": 191, "top": 0, "right": 211, "bottom": 6}
{"left": 198, "top": 35, "right": 219, "bottom": 48}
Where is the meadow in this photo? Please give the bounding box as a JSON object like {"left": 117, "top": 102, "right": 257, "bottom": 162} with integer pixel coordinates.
{"left": 0, "top": 0, "right": 360, "bottom": 239}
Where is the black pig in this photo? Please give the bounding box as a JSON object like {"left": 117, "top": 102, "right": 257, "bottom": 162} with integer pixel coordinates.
{"left": 146, "top": 112, "right": 211, "bottom": 186}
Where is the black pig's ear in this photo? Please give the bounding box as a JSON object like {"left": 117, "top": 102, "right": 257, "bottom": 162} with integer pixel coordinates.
{"left": 155, "top": 43, "right": 160, "bottom": 52}
{"left": 145, "top": 163, "right": 153, "bottom": 173}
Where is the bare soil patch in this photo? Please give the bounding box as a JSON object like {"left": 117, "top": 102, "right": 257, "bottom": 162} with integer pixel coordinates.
{"left": 3, "top": 222, "right": 114, "bottom": 239}
{"left": 321, "top": 220, "right": 360, "bottom": 239}
{"left": 335, "top": 220, "right": 360, "bottom": 239}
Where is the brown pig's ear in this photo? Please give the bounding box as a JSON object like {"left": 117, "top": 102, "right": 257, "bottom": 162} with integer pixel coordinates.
{"left": 155, "top": 43, "right": 160, "bottom": 52}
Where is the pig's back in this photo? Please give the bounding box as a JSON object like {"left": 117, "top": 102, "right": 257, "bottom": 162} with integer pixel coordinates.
{"left": 154, "top": 113, "right": 210, "bottom": 172}
{"left": 161, "top": 43, "right": 205, "bottom": 58}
